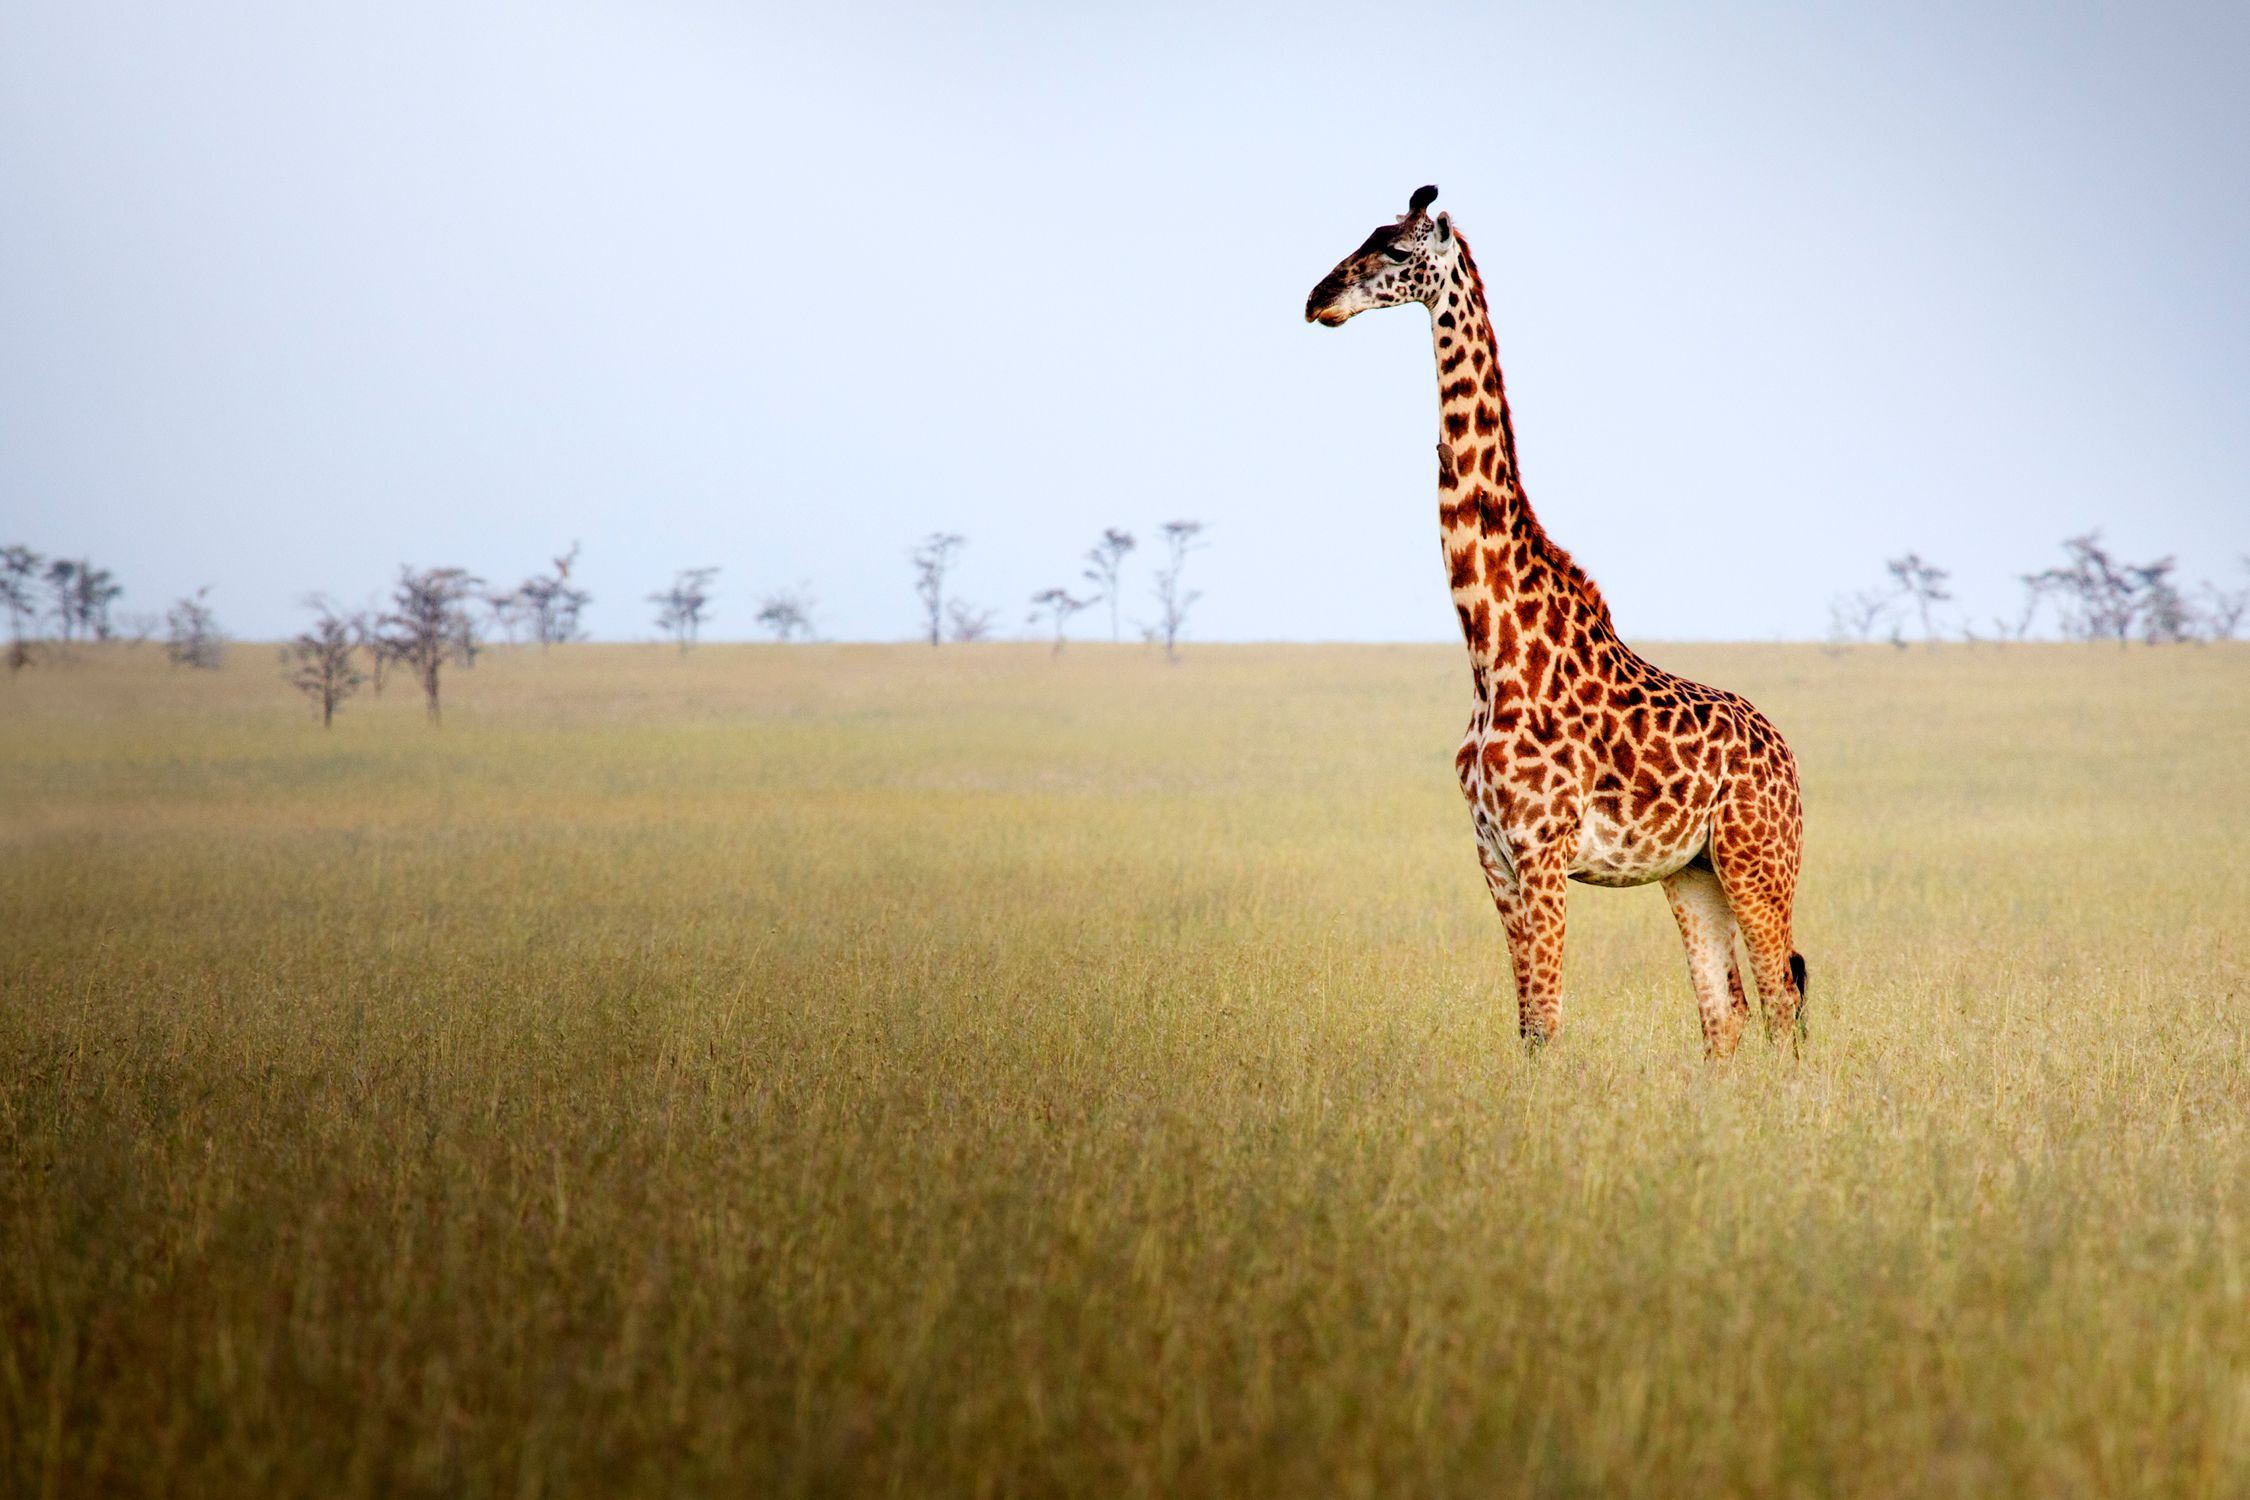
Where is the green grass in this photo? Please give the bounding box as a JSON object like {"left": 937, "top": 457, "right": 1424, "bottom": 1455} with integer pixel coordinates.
{"left": 3, "top": 640, "right": 2248, "bottom": 1498}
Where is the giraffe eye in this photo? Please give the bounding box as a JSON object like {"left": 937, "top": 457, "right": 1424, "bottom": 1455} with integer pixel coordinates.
{"left": 1381, "top": 247, "right": 1412, "bottom": 263}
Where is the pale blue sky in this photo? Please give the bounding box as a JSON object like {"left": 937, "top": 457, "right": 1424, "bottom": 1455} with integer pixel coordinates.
{"left": 4, "top": 1, "right": 2245, "bottom": 642}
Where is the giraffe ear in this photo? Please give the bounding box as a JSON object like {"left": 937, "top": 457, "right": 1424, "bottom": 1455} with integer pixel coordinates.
{"left": 1435, "top": 212, "right": 1452, "bottom": 241}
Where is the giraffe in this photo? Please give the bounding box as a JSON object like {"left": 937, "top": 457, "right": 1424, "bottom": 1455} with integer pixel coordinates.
{"left": 1305, "top": 185, "right": 1808, "bottom": 1058}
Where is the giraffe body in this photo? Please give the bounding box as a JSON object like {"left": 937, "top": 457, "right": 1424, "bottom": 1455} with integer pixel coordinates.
{"left": 1307, "top": 186, "right": 1807, "bottom": 1057}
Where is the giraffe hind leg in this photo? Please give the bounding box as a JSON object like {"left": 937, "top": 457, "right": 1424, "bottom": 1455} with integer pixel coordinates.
{"left": 1661, "top": 864, "right": 1745, "bottom": 1059}
{"left": 1711, "top": 845, "right": 1805, "bottom": 1052}
{"left": 1726, "top": 939, "right": 1752, "bottom": 1033}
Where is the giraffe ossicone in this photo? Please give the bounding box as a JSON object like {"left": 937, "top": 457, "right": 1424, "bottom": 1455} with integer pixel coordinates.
{"left": 1306, "top": 185, "right": 1810, "bottom": 1057}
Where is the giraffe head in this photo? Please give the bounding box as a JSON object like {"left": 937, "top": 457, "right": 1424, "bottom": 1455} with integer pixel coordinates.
{"left": 1305, "top": 184, "right": 1453, "bottom": 327}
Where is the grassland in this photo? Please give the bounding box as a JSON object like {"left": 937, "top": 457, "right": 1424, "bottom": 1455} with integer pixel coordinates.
{"left": 3, "top": 639, "right": 2247, "bottom": 1498}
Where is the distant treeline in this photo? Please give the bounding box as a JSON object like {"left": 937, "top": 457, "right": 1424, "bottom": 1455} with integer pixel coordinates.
{"left": 1830, "top": 534, "right": 2248, "bottom": 647}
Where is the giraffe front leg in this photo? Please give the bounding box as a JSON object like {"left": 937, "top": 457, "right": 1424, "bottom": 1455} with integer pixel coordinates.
{"left": 1472, "top": 836, "right": 1534, "bottom": 1042}
{"left": 1493, "top": 840, "right": 1570, "bottom": 1048}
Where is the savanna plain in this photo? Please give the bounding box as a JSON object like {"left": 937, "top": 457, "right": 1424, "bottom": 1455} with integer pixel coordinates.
{"left": 3, "top": 639, "right": 2247, "bottom": 1499}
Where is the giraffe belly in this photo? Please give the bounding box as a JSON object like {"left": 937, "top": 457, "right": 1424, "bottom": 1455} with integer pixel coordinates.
{"left": 1569, "top": 806, "right": 1708, "bottom": 889}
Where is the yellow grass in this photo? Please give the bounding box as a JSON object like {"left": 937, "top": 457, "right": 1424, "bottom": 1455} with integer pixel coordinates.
{"left": 3, "top": 640, "right": 2247, "bottom": 1498}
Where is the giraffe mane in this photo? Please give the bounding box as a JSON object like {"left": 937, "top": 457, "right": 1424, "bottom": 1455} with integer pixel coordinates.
{"left": 1452, "top": 232, "right": 1617, "bottom": 638}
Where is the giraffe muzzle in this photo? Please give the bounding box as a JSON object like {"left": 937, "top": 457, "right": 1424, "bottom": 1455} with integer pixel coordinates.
{"left": 1305, "top": 287, "right": 1353, "bottom": 326}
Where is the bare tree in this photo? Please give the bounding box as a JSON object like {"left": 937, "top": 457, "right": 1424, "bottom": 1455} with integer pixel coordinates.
{"left": 650, "top": 567, "right": 720, "bottom": 652}
{"left": 2028, "top": 532, "right": 2134, "bottom": 644}
{"left": 2025, "top": 531, "right": 2183, "bottom": 645}
{"left": 1029, "top": 588, "right": 1094, "bottom": 655}
{"left": 2009, "top": 571, "right": 2061, "bottom": 640}
{"left": 2134, "top": 559, "right": 2194, "bottom": 643}
{"left": 1826, "top": 589, "right": 1897, "bottom": 644}
{"left": 1082, "top": 528, "right": 1136, "bottom": 643}
{"left": 754, "top": 587, "right": 817, "bottom": 642}
{"left": 285, "top": 603, "right": 365, "bottom": 727}
{"left": 2200, "top": 559, "right": 2250, "bottom": 640}
{"left": 164, "top": 587, "right": 225, "bottom": 669}
{"left": 43, "top": 559, "right": 77, "bottom": 641}
{"left": 379, "top": 566, "right": 481, "bottom": 723}
{"left": 911, "top": 533, "right": 966, "bottom": 646}
{"left": 2, "top": 545, "right": 42, "bottom": 674}
{"left": 1148, "top": 519, "right": 1207, "bottom": 662}
{"left": 1883, "top": 552, "right": 1952, "bottom": 642}
{"left": 517, "top": 542, "right": 591, "bottom": 650}
{"left": 946, "top": 599, "right": 997, "bottom": 642}
{"left": 44, "top": 557, "right": 121, "bottom": 643}
{"left": 351, "top": 610, "right": 393, "bottom": 695}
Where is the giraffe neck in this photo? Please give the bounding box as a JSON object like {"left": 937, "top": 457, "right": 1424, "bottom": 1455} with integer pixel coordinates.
{"left": 1430, "top": 233, "right": 1616, "bottom": 689}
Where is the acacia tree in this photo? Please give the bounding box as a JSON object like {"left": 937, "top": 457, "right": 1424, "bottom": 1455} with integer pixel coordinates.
{"left": 2, "top": 545, "right": 42, "bottom": 674}
{"left": 1883, "top": 552, "right": 1951, "bottom": 642}
{"left": 517, "top": 543, "right": 591, "bottom": 650}
{"left": 1029, "top": 588, "right": 1094, "bottom": 655}
{"left": 44, "top": 558, "right": 122, "bottom": 643}
{"left": 379, "top": 566, "right": 481, "bottom": 722}
{"left": 484, "top": 587, "right": 530, "bottom": 647}
{"left": 286, "top": 605, "right": 364, "bottom": 727}
{"left": 755, "top": 587, "right": 816, "bottom": 641}
{"left": 165, "top": 587, "right": 225, "bottom": 669}
{"left": 1149, "top": 519, "right": 1207, "bottom": 662}
{"left": 1082, "top": 528, "right": 1136, "bottom": 643}
{"left": 2024, "top": 532, "right": 2164, "bottom": 645}
{"left": 2037, "top": 532, "right": 2138, "bottom": 643}
{"left": 2134, "top": 559, "right": 2195, "bottom": 643}
{"left": 911, "top": 533, "right": 965, "bottom": 646}
{"left": 651, "top": 567, "right": 720, "bottom": 652}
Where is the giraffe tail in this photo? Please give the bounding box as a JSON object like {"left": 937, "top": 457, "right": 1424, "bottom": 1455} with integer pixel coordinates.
{"left": 1789, "top": 951, "right": 1809, "bottom": 1041}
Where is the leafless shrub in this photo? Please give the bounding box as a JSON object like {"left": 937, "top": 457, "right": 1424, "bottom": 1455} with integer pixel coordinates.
{"left": 945, "top": 599, "right": 997, "bottom": 643}
{"left": 1826, "top": 588, "right": 1898, "bottom": 645}
{"left": 651, "top": 567, "right": 720, "bottom": 652}
{"left": 165, "top": 587, "right": 225, "bottom": 669}
{"left": 2201, "top": 560, "right": 2250, "bottom": 640}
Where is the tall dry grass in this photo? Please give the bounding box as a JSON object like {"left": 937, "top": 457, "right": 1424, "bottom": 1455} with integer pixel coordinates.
{"left": 3, "top": 640, "right": 2247, "bottom": 1497}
